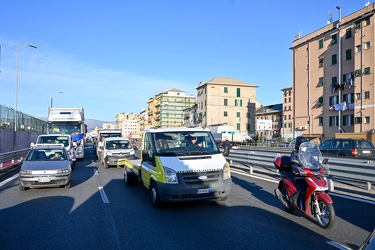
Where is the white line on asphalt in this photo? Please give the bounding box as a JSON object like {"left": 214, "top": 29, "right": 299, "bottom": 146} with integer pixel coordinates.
{"left": 231, "top": 169, "right": 375, "bottom": 205}
{"left": 0, "top": 174, "right": 19, "bottom": 187}
{"left": 98, "top": 186, "right": 110, "bottom": 203}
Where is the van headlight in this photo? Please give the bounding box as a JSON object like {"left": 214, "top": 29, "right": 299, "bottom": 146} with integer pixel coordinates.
{"left": 223, "top": 162, "right": 231, "bottom": 180}
{"left": 164, "top": 167, "right": 178, "bottom": 184}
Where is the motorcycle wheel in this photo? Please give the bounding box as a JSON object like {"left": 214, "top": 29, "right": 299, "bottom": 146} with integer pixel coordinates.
{"left": 315, "top": 201, "right": 335, "bottom": 229}
{"left": 281, "top": 184, "right": 294, "bottom": 213}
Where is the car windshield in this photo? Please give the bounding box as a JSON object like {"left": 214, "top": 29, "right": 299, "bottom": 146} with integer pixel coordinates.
{"left": 27, "top": 149, "right": 67, "bottom": 161}
{"left": 105, "top": 140, "right": 132, "bottom": 149}
{"left": 152, "top": 131, "right": 219, "bottom": 155}
{"left": 37, "top": 136, "right": 69, "bottom": 147}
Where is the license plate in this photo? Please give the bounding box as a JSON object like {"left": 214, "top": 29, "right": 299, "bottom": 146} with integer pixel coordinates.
{"left": 196, "top": 188, "right": 212, "bottom": 194}
{"left": 38, "top": 177, "right": 51, "bottom": 182}
{"left": 363, "top": 150, "right": 370, "bottom": 154}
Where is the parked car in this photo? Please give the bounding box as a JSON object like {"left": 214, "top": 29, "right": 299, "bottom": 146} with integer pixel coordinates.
{"left": 100, "top": 137, "right": 136, "bottom": 168}
{"left": 319, "top": 138, "right": 375, "bottom": 158}
{"left": 19, "top": 145, "right": 73, "bottom": 191}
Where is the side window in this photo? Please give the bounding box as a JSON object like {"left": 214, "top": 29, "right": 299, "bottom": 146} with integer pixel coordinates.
{"left": 332, "top": 140, "right": 341, "bottom": 148}
{"left": 320, "top": 140, "right": 331, "bottom": 149}
{"left": 143, "top": 133, "right": 154, "bottom": 161}
{"left": 342, "top": 140, "right": 351, "bottom": 149}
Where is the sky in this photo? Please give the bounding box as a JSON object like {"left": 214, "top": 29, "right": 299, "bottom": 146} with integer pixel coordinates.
{"left": 0, "top": 1, "right": 370, "bottom": 121}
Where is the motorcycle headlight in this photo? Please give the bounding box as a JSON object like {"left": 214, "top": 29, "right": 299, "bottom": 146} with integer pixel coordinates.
{"left": 223, "top": 162, "right": 231, "bottom": 180}
{"left": 164, "top": 167, "right": 178, "bottom": 184}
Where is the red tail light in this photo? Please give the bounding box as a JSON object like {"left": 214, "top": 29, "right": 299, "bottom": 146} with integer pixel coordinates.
{"left": 274, "top": 157, "right": 281, "bottom": 167}
{"left": 352, "top": 149, "right": 358, "bottom": 157}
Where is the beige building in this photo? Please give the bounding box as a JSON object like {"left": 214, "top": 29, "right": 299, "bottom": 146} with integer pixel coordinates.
{"left": 147, "top": 88, "right": 196, "bottom": 128}
{"left": 196, "top": 77, "right": 260, "bottom": 135}
{"left": 281, "top": 87, "right": 294, "bottom": 139}
{"left": 291, "top": 4, "right": 375, "bottom": 140}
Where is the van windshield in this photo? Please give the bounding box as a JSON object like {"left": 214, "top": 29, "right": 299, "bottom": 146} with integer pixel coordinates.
{"left": 152, "top": 131, "right": 219, "bottom": 155}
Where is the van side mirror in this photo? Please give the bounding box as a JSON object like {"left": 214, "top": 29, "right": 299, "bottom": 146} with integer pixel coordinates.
{"left": 142, "top": 150, "right": 150, "bottom": 161}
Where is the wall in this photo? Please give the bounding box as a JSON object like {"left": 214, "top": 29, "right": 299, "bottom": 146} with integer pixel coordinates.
{"left": 0, "top": 129, "right": 41, "bottom": 153}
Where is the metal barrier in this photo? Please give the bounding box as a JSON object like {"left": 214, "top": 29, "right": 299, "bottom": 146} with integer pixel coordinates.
{"left": 225, "top": 149, "right": 375, "bottom": 190}
{"left": 0, "top": 149, "right": 29, "bottom": 173}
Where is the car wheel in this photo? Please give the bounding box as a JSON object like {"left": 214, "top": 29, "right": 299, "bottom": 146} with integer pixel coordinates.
{"left": 124, "top": 168, "right": 133, "bottom": 186}
{"left": 150, "top": 181, "right": 162, "bottom": 208}
{"left": 19, "top": 183, "right": 26, "bottom": 191}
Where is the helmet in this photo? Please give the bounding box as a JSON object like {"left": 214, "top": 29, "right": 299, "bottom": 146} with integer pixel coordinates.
{"left": 295, "top": 136, "right": 309, "bottom": 149}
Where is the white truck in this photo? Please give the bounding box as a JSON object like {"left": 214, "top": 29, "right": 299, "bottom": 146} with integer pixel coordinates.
{"left": 95, "top": 129, "right": 122, "bottom": 160}
{"left": 118, "top": 127, "right": 232, "bottom": 208}
{"left": 45, "top": 108, "right": 87, "bottom": 160}
{"left": 205, "top": 124, "right": 250, "bottom": 146}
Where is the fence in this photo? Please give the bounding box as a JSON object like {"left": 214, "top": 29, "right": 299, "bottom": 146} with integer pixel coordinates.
{"left": 0, "top": 104, "right": 46, "bottom": 132}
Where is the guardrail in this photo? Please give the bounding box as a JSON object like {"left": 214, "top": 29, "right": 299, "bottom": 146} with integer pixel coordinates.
{"left": 0, "top": 149, "right": 29, "bottom": 173}
{"left": 225, "top": 149, "right": 375, "bottom": 191}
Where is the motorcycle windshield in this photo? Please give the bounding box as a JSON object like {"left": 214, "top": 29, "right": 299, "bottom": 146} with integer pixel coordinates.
{"left": 298, "top": 142, "right": 323, "bottom": 170}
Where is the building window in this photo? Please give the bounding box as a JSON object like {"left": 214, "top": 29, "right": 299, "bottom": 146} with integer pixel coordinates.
{"left": 329, "top": 116, "right": 339, "bottom": 126}
{"left": 289, "top": 97, "right": 291, "bottom": 102}
{"left": 366, "top": 17, "right": 370, "bottom": 26}
{"left": 365, "top": 116, "right": 370, "bottom": 124}
{"left": 365, "top": 91, "right": 370, "bottom": 99}
{"left": 363, "top": 67, "right": 371, "bottom": 75}
{"left": 224, "top": 111, "right": 228, "bottom": 117}
{"left": 355, "top": 117, "right": 362, "bottom": 124}
{"left": 343, "top": 93, "right": 354, "bottom": 103}
{"left": 317, "top": 77, "right": 324, "bottom": 87}
{"left": 224, "top": 87, "right": 228, "bottom": 93}
{"left": 332, "top": 76, "right": 337, "bottom": 85}
{"left": 332, "top": 54, "right": 337, "bottom": 65}
{"left": 236, "top": 123, "right": 240, "bottom": 130}
{"left": 331, "top": 34, "right": 337, "bottom": 44}
{"left": 318, "top": 97, "right": 323, "bottom": 107}
{"left": 355, "top": 69, "right": 362, "bottom": 77}
{"left": 343, "top": 115, "right": 354, "bottom": 126}
{"left": 319, "top": 58, "right": 324, "bottom": 68}
{"left": 356, "top": 93, "right": 361, "bottom": 100}
{"left": 235, "top": 99, "right": 242, "bottom": 106}
{"left": 329, "top": 95, "right": 339, "bottom": 106}
{"left": 355, "top": 21, "right": 361, "bottom": 30}
{"left": 365, "top": 41, "right": 371, "bottom": 50}
{"left": 236, "top": 112, "right": 240, "bottom": 118}
{"left": 319, "top": 117, "right": 323, "bottom": 126}
{"left": 284, "top": 98, "right": 287, "bottom": 103}
{"left": 319, "top": 39, "right": 323, "bottom": 49}
{"left": 345, "top": 28, "right": 352, "bottom": 39}
{"left": 236, "top": 88, "right": 241, "bottom": 97}
{"left": 224, "top": 99, "right": 228, "bottom": 106}
{"left": 288, "top": 115, "right": 291, "bottom": 120}
{"left": 356, "top": 45, "right": 362, "bottom": 53}
{"left": 346, "top": 49, "right": 352, "bottom": 60}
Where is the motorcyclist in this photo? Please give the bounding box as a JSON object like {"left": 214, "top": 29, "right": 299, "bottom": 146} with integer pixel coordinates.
{"left": 290, "top": 136, "right": 309, "bottom": 209}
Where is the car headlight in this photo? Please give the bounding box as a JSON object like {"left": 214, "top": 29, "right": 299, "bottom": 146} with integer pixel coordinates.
{"left": 164, "top": 167, "right": 178, "bottom": 184}
{"left": 223, "top": 162, "right": 231, "bottom": 180}
{"left": 58, "top": 169, "right": 70, "bottom": 174}
{"left": 20, "top": 170, "right": 32, "bottom": 174}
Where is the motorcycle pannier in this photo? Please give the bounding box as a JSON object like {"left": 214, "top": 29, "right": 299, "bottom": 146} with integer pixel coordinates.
{"left": 273, "top": 155, "right": 292, "bottom": 171}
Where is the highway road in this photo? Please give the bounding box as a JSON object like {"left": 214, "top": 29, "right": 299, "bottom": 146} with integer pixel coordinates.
{"left": 0, "top": 145, "right": 374, "bottom": 250}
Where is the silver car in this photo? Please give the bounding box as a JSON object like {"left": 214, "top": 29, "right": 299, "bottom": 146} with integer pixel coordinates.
{"left": 19, "top": 145, "right": 73, "bottom": 191}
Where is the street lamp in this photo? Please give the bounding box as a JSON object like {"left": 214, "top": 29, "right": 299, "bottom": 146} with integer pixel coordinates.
{"left": 337, "top": 6, "right": 342, "bottom": 132}
{"left": 50, "top": 91, "right": 64, "bottom": 108}
{"left": 15, "top": 44, "right": 37, "bottom": 132}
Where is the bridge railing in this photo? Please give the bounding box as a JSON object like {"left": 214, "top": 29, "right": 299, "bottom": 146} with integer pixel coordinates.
{"left": 225, "top": 148, "right": 375, "bottom": 191}
{"left": 0, "top": 149, "right": 29, "bottom": 173}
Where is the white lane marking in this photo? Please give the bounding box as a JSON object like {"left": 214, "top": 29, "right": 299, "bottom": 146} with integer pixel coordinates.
{"left": 0, "top": 174, "right": 19, "bottom": 187}
{"left": 231, "top": 169, "right": 375, "bottom": 205}
{"left": 98, "top": 186, "right": 110, "bottom": 203}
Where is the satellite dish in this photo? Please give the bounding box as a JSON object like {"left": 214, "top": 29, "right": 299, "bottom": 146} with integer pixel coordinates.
{"left": 365, "top": 0, "right": 370, "bottom": 6}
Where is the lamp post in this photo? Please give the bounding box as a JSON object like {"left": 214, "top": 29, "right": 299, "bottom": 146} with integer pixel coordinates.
{"left": 337, "top": 6, "right": 342, "bottom": 132}
{"left": 15, "top": 44, "right": 37, "bottom": 132}
{"left": 50, "top": 91, "right": 64, "bottom": 108}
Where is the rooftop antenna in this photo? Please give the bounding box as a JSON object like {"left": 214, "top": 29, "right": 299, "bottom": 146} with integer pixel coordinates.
{"left": 365, "top": 0, "right": 370, "bottom": 6}
{"left": 327, "top": 11, "right": 333, "bottom": 24}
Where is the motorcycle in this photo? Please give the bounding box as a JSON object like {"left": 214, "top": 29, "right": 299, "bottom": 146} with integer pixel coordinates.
{"left": 274, "top": 141, "right": 335, "bottom": 229}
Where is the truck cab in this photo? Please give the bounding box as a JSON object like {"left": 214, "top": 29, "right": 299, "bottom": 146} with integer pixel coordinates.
{"left": 120, "top": 127, "right": 232, "bottom": 208}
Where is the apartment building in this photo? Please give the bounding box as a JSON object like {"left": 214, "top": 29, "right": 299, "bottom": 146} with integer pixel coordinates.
{"left": 147, "top": 88, "right": 196, "bottom": 128}
{"left": 291, "top": 4, "right": 375, "bottom": 140}
{"left": 115, "top": 112, "right": 140, "bottom": 139}
{"left": 196, "top": 77, "right": 260, "bottom": 136}
{"left": 281, "top": 87, "right": 294, "bottom": 139}
{"left": 255, "top": 104, "right": 283, "bottom": 140}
